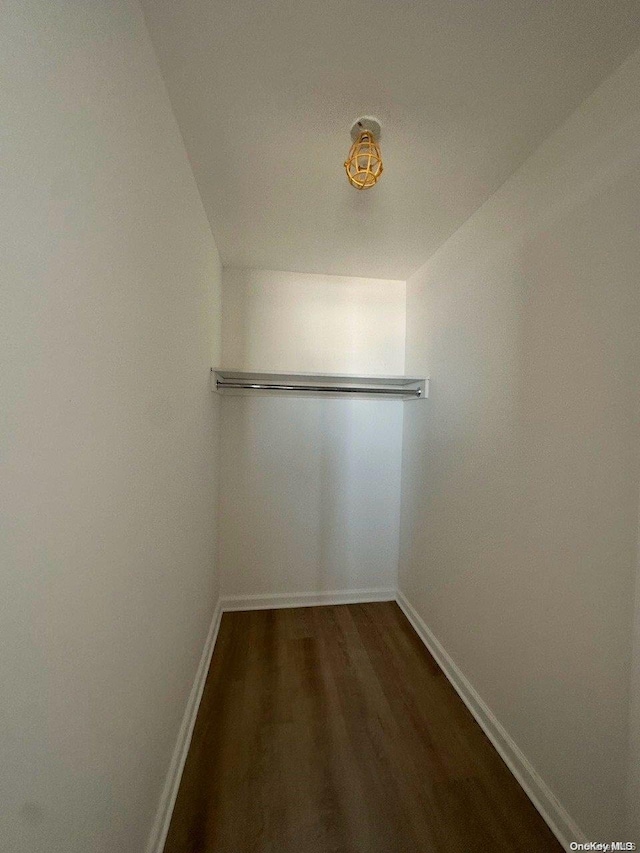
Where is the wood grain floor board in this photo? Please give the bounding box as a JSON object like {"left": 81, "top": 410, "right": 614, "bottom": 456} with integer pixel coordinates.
{"left": 163, "top": 602, "right": 562, "bottom": 853}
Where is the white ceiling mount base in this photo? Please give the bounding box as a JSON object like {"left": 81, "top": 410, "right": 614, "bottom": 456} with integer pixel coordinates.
{"left": 350, "top": 116, "right": 382, "bottom": 142}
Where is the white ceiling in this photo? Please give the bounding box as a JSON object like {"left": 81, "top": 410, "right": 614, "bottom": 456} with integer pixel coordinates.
{"left": 140, "top": 0, "right": 640, "bottom": 280}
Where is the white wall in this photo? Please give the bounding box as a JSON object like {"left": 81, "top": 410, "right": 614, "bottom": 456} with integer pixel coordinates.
{"left": 222, "top": 268, "right": 406, "bottom": 375}
{"left": 219, "top": 269, "right": 406, "bottom": 599}
{"left": 0, "top": 2, "right": 222, "bottom": 852}
{"left": 400, "top": 48, "right": 640, "bottom": 842}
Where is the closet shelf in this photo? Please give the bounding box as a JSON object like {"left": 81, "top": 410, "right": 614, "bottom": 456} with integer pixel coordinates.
{"left": 211, "top": 369, "right": 428, "bottom": 400}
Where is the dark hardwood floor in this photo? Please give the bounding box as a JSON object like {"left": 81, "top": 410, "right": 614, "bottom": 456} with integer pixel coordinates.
{"left": 164, "top": 602, "right": 562, "bottom": 852}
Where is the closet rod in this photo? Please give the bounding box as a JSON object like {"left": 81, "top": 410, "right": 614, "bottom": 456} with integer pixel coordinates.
{"left": 216, "top": 381, "right": 421, "bottom": 398}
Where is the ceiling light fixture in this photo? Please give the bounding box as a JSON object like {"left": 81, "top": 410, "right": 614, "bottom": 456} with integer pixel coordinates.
{"left": 344, "top": 117, "right": 383, "bottom": 190}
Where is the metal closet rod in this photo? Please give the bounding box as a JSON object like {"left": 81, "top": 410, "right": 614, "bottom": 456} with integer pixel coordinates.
{"left": 216, "top": 380, "right": 421, "bottom": 398}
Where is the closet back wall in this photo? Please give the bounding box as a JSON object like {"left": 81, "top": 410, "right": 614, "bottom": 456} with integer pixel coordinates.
{"left": 218, "top": 269, "right": 406, "bottom": 603}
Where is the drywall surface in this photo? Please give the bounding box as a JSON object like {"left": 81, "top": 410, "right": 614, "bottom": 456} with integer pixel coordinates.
{"left": 0, "top": 2, "right": 222, "bottom": 852}
{"left": 219, "top": 397, "right": 403, "bottom": 598}
{"left": 400, "top": 47, "right": 640, "bottom": 841}
{"left": 219, "top": 269, "right": 405, "bottom": 598}
{"left": 222, "top": 268, "right": 406, "bottom": 375}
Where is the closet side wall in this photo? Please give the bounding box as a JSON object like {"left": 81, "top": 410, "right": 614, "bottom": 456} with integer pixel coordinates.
{"left": 219, "top": 269, "right": 406, "bottom": 600}
{"left": 399, "top": 47, "right": 640, "bottom": 841}
{"left": 0, "top": 2, "right": 223, "bottom": 851}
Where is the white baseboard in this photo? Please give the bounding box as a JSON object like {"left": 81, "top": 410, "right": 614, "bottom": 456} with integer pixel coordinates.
{"left": 395, "top": 589, "right": 587, "bottom": 852}
{"left": 145, "top": 600, "right": 223, "bottom": 853}
{"left": 220, "top": 587, "right": 396, "bottom": 611}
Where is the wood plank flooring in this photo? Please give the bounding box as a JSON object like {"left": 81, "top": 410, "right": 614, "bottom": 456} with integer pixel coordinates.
{"left": 164, "top": 602, "right": 562, "bottom": 853}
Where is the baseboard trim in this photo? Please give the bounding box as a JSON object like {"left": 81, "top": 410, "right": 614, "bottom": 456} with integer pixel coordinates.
{"left": 145, "top": 600, "right": 223, "bottom": 853}
{"left": 220, "top": 587, "right": 396, "bottom": 611}
{"left": 395, "top": 589, "right": 587, "bottom": 852}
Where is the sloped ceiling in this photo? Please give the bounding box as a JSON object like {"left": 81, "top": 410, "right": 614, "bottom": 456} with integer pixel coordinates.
{"left": 140, "top": 0, "right": 640, "bottom": 279}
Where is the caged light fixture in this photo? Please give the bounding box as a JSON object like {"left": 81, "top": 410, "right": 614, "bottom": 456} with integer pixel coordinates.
{"left": 344, "top": 117, "right": 383, "bottom": 190}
